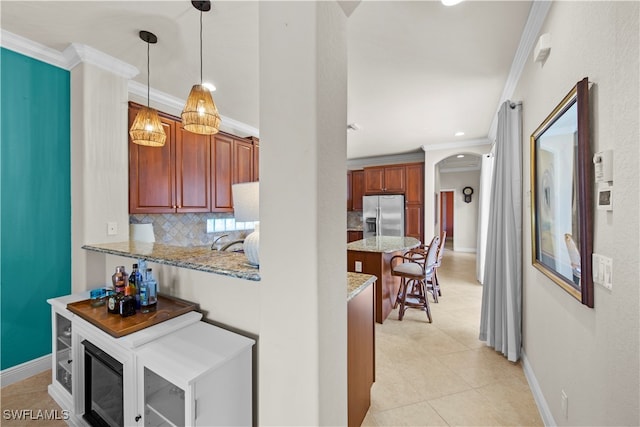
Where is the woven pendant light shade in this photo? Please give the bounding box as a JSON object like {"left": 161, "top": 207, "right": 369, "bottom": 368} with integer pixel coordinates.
{"left": 129, "top": 106, "right": 167, "bottom": 147}
{"left": 182, "top": 84, "right": 221, "bottom": 135}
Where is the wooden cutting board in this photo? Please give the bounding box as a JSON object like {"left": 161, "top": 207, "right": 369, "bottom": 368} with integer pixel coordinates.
{"left": 67, "top": 294, "right": 198, "bottom": 338}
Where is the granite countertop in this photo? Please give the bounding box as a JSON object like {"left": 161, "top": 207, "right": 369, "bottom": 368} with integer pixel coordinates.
{"left": 347, "top": 236, "right": 420, "bottom": 253}
{"left": 347, "top": 272, "right": 377, "bottom": 301}
{"left": 82, "top": 241, "right": 261, "bottom": 281}
{"left": 347, "top": 227, "right": 363, "bottom": 232}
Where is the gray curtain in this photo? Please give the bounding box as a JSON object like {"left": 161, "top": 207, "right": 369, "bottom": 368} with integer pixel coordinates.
{"left": 479, "top": 101, "right": 523, "bottom": 362}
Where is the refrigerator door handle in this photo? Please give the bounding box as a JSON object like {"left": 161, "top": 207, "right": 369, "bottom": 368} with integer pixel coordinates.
{"left": 376, "top": 207, "right": 381, "bottom": 237}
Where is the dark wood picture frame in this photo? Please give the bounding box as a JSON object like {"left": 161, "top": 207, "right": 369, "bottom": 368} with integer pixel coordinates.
{"left": 530, "top": 77, "right": 594, "bottom": 307}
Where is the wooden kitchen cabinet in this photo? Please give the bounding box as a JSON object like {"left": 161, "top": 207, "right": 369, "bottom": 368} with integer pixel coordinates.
{"left": 405, "top": 163, "right": 424, "bottom": 243}
{"left": 364, "top": 165, "right": 405, "bottom": 194}
{"left": 211, "top": 134, "right": 259, "bottom": 212}
{"left": 352, "top": 170, "right": 364, "bottom": 210}
{"left": 129, "top": 102, "right": 258, "bottom": 214}
{"left": 347, "top": 280, "right": 375, "bottom": 427}
{"left": 347, "top": 230, "right": 364, "bottom": 243}
{"left": 347, "top": 170, "right": 353, "bottom": 211}
{"left": 129, "top": 102, "right": 211, "bottom": 214}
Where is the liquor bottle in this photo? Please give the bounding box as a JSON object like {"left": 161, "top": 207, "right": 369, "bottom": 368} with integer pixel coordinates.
{"left": 112, "top": 266, "right": 128, "bottom": 294}
{"left": 140, "top": 268, "right": 157, "bottom": 313}
{"left": 129, "top": 263, "right": 142, "bottom": 309}
{"left": 106, "top": 290, "right": 120, "bottom": 314}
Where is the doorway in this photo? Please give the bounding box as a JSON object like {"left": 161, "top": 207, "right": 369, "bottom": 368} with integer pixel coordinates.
{"left": 440, "top": 191, "right": 454, "bottom": 240}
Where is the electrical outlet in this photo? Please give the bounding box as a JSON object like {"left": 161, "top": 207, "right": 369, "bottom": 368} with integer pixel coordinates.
{"left": 355, "top": 261, "right": 362, "bottom": 273}
{"left": 561, "top": 390, "right": 568, "bottom": 419}
{"left": 107, "top": 222, "right": 118, "bottom": 236}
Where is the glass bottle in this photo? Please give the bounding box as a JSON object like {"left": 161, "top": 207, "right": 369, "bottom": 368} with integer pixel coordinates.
{"left": 111, "top": 266, "right": 128, "bottom": 294}
{"left": 129, "top": 263, "right": 142, "bottom": 310}
{"left": 140, "top": 268, "right": 157, "bottom": 313}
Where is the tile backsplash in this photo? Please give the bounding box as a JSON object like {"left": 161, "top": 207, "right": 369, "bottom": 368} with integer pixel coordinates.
{"left": 130, "top": 213, "right": 252, "bottom": 247}
{"left": 347, "top": 211, "right": 363, "bottom": 229}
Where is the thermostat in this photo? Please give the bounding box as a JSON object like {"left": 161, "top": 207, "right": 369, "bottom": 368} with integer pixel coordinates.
{"left": 593, "top": 150, "right": 613, "bottom": 182}
{"left": 597, "top": 184, "right": 613, "bottom": 211}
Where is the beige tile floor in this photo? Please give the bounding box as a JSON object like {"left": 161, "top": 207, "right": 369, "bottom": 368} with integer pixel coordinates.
{"left": 362, "top": 247, "right": 543, "bottom": 427}
{"left": 1, "top": 248, "right": 542, "bottom": 427}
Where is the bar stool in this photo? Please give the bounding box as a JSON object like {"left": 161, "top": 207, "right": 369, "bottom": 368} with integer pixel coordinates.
{"left": 390, "top": 235, "right": 440, "bottom": 323}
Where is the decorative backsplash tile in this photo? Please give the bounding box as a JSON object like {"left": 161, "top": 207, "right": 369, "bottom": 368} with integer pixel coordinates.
{"left": 130, "top": 213, "right": 251, "bottom": 247}
{"left": 347, "top": 211, "right": 363, "bottom": 229}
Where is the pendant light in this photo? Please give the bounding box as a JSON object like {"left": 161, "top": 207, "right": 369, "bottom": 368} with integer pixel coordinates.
{"left": 182, "top": 0, "right": 221, "bottom": 135}
{"left": 129, "top": 31, "right": 167, "bottom": 147}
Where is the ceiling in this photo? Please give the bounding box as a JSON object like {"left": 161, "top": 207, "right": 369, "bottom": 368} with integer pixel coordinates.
{"left": 1, "top": 0, "right": 532, "bottom": 160}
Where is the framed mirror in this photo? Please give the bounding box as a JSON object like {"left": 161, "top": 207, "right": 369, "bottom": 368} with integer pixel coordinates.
{"left": 530, "top": 77, "right": 594, "bottom": 307}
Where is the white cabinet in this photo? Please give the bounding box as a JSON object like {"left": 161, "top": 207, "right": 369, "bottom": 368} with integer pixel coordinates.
{"left": 47, "top": 294, "right": 254, "bottom": 427}
{"left": 47, "top": 292, "right": 88, "bottom": 414}
{"left": 135, "top": 322, "right": 254, "bottom": 426}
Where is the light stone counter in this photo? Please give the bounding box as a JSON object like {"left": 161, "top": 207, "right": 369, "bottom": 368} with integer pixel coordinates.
{"left": 82, "top": 241, "right": 260, "bottom": 281}
{"left": 346, "top": 236, "right": 420, "bottom": 253}
{"left": 347, "top": 272, "right": 377, "bottom": 301}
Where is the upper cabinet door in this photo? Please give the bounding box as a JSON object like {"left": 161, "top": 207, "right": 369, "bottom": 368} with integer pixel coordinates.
{"left": 233, "top": 139, "right": 254, "bottom": 184}
{"left": 129, "top": 105, "right": 176, "bottom": 214}
{"left": 212, "top": 134, "right": 234, "bottom": 212}
{"left": 352, "top": 170, "right": 364, "bottom": 211}
{"left": 175, "top": 125, "right": 211, "bottom": 212}
{"left": 364, "top": 167, "right": 385, "bottom": 194}
{"left": 364, "top": 165, "right": 405, "bottom": 194}
{"left": 404, "top": 163, "right": 424, "bottom": 204}
{"left": 383, "top": 166, "right": 406, "bottom": 193}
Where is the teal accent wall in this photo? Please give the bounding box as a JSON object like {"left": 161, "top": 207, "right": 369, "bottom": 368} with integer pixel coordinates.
{"left": 1, "top": 48, "right": 71, "bottom": 370}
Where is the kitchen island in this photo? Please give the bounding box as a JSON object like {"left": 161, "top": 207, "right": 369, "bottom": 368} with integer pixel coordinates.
{"left": 83, "top": 241, "right": 260, "bottom": 281}
{"left": 347, "top": 236, "right": 420, "bottom": 323}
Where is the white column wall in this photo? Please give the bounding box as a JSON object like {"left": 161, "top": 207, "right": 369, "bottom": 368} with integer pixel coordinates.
{"left": 71, "top": 62, "right": 131, "bottom": 292}
{"left": 258, "top": 2, "right": 348, "bottom": 425}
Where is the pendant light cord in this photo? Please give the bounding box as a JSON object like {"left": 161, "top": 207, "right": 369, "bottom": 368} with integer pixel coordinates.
{"left": 146, "top": 40, "right": 151, "bottom": 108}
{"left": 200, "top": 8, "right": 203, "bottom": 84}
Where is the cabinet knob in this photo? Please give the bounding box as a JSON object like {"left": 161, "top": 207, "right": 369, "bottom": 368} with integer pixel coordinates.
{"left": 135, "top": 415, "right": 141, "bottom": 422}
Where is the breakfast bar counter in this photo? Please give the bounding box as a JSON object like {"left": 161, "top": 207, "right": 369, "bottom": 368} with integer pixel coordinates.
{"left": 83, "top": 241, "right": 261, "bottom": 281}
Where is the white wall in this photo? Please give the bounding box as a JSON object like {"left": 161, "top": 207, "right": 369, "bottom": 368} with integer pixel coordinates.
{"left": 514, "top": 2, "right": 639, "bottom": 425}
{"left": 439, "top": 169, "right": 480, "bottom": 252}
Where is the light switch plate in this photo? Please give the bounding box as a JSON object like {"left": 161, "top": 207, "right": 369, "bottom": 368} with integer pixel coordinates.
{"left": 355, "top": 261, "right": 362, "bottom": 273}
{"left": 592, "top": 253, "right": 613, "bottom": 290}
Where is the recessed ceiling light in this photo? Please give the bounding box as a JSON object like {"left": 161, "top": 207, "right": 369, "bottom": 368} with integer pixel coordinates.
{"left": 457, "top": 154, "right": 465, "bottom": 158}
{"left": 455, "top": 131, "right": 465, "bottom": 137}
{"left": 442, "top": 0, "right": 464, "bottom": 6}
{"left": 202, "top": 82, "right": 217, "bottom": 92}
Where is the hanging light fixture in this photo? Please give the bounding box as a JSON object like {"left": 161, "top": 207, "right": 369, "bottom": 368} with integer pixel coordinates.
{"left": 129, "top": 31, "right": 167, "bottom": 147}
{"left": 182, "top": 0, "right": 221, "bottom": 135}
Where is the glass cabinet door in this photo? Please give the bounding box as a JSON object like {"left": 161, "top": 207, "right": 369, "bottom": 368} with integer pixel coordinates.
{"left": 144, "top": 367, "right": 185, "bottom": 427}
{"left": 55, "top": 313, "right": 72, "bottom": 394}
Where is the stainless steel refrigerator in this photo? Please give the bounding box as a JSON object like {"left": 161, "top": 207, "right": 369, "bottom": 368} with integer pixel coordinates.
{"left": 362, "top": 194, "right": 405, "bottom": 238}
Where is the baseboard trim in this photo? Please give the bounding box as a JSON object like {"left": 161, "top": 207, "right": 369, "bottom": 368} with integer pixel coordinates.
{"left": 453, "top": 247, "right": 477, "bottom": 253}
{"left": 0, "top": 354, "right": 51, "bottom": 387}
{"left": 521, "top": 350, "right": 555, "bottom": 427}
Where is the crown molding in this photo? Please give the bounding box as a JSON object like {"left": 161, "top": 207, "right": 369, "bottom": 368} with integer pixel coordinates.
{"left": 347, "top": 151, "right": 424, "bottom": 169}
{"left": 421, "top": 138, "right": 491, "bottom": 152}
{"left": 1, "top": 29, "right": 68, "bottom": 68}
{"left": 128, "top": 80, "right": 260, "bottom": 137}
{"left": 1, "top": 30, "right": 139, "bottom": 79}
{"left": 487, "top": 0, "right": 553, "bottom": 140}
{"left": 63, "top": 43, "right": 138, "bottom": 79}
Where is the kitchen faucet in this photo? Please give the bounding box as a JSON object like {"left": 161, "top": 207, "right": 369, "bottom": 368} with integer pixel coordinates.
{"left": 211, "top": 234, "right": 229, "bottom": 250}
